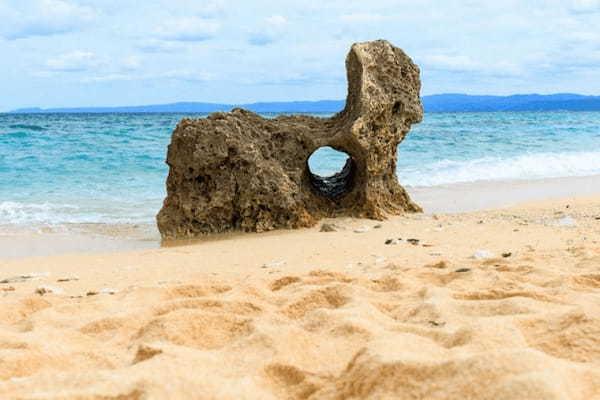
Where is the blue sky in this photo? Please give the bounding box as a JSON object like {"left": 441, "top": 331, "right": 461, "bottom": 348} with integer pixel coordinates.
{"left": 1, "top": 0, "right": 600, "bottom": 111}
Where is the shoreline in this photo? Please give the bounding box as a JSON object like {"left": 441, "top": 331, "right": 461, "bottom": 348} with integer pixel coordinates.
{"left": 409, "top": 173, "right": 600, "bottom": 214}
{"left": 4, "top": 192, "right": 600, "bottom": 285}
{"left": 2, "top": 173, "right": 600, "bottom": 261}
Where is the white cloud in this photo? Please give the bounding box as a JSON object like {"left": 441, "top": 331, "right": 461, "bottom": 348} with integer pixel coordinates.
{"left": 0, "top": 0, "right": 97, "bottom": 40}
{"left": 122, "top": 55, "right": 142, "bottom": 71}
{"left": 81, "top": 69, "right": 214, "bottom": 83}
{"left": 421, "top": 54, "right": 481, "bottom": 72}
{"left": 565, "top": 30, "right": 600, "bottom": 41}
{"left": 160, "top": 70, "right": 215, "bottom": 81}
{"left": 42, "top": 52, "right": 149, "bottom": 79}
{"left": 248, "top": 32, "right": 275, "bottom": 46}
{"left": 266, "top": 15, "right": 287, "bottom": 26}
{"left": 80, "top": 73, "right": 130, "bottom": 83}
{"left": 156, "top": 17, "right": 220, "bottom": 42}
{"left": 45, "top": 51, "right": 102, "bottom": 72}
{"left": 419, "top": 53, "right": 524, "bottom": 77}
{"left": 339, "top": 13, "right": 388, "bottom": 23}
{"left": 5, "top": 0, "right": 600, "bottom": 110}
{"left": 247, "top": 15, "right": 289, "bottom": 46}
{"left": 170, "top": 0, "right": 226, "bottom": 19}
{"left": 569, "top": 0, "right": 600, "bottom": 12}
{"left": 137, "top": 39, "right": 185, "bottom": 54}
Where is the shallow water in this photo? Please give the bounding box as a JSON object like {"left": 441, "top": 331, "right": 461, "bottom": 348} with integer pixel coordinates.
{"left": 2, "top": 111, "right": 600, "bottom": 230}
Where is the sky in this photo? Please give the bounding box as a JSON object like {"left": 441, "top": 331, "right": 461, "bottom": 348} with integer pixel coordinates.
{"left": 1, "top": 0, "right": 600, "bottom": 111}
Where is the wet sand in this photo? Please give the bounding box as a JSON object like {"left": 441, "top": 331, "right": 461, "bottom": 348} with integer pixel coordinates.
{"left": 410, "top": 174, "right": 600, "bottom": 213}
{"left": 3, "top": 174, "right": 600, "bottom": 261}
{"left": 0, "top": 223, "right": 158, "bottom": 261}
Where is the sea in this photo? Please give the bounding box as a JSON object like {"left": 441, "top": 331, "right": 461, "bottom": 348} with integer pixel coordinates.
{"left": 2, "top": 111, "right": 600, "bottom": 234}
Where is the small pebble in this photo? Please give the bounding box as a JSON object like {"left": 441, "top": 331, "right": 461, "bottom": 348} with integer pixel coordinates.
{"left": 385, "top": 239, "right": 399, "bottom": 245}
{"left": 262, "top": 260, "right": 287, "bottom": 268}
{"left": 426, "top": 261, "right": 448, "bottom": 269}
{"left": 407, "top": 238, "right": 420, "bottom": 245}
{"left": 455, "top": 268, "right": 471, "bottom": 273}
{"left": 354, "top": 226, "right": 369, "bottom": 233}
{"left": 373, "top": 224, "right": 383, "bottom": 229}
{"left": 36, "top": 285, "right": 65, "bottom": 296}
{"left": 552, "top": 216, "right": 577, "bottom": 227}
{"left": 1, "top": 272, "right": 49, "bottom": 284}
{"left": 471, "top": 250, "right": 496, "bottom": 260}
{"left": 86, "top": 291, "right": 99, "bottom": 296}
{"left": 320, "top": 223, "right": 337, "bottom": 232}
{"left": 57, "top": 277, "right": 79, "bottom": 282}
{"left": 100, "top": 288, "right": 118, "bottom": 295}
{"left": 502, "top": 252, "right": 512, "bottom": 258}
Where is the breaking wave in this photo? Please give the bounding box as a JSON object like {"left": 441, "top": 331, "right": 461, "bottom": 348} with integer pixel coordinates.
{"left": 399, "top": 151, "right": 600, "bottom": 187}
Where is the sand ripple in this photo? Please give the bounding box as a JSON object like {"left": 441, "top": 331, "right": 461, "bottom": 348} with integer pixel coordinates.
{"left": 2, "top": 256, "right": 600, "bottom": 399}
{"left": 2, "top": 199, "right": 600, "bottom": 398}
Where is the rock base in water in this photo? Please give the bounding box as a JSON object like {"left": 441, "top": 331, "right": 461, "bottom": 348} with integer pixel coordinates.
{"left": 157, "top": 40, "right": 423, "bottom": 239}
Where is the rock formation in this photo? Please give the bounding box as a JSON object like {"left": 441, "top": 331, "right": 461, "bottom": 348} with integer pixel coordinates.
{"left": 157, "top": 39, "right": 423, "bottom": 239}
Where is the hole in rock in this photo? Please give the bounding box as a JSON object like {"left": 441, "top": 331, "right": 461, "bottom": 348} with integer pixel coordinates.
{"left": 307, "top": 147, "right": 356, "bottom": 199}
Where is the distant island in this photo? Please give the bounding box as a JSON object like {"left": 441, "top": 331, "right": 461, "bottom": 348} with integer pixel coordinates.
{"left": 423, "top": 93, "right": 600, "bottom": 112}
{"left": 8, "top": 94, "right": 600, "bottom": 114}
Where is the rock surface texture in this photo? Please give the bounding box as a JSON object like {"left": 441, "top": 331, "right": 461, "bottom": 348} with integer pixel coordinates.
{"left": 157, "top": 40, "right": 423, "bottom": 239}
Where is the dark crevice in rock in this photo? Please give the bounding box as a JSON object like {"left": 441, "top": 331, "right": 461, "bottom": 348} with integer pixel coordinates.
{"left": 308, "top": 157, "right": 356, "bottom": 199}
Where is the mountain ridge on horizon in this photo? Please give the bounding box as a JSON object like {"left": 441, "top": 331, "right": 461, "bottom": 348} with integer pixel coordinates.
{"left": 8, "top": 93, "right": 600, "bottom": 114}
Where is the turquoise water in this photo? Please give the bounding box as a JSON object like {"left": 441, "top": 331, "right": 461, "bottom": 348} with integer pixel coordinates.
{"left": 2, "top": 111, "right": 600, "bottom": 228}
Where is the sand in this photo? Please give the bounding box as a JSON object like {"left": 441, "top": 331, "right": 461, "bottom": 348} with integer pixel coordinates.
{"left": 1, "top": 195, "right": 600, "bottom": 399}
{"left": 410, "top": 174, "right": 600, "bottom": 213}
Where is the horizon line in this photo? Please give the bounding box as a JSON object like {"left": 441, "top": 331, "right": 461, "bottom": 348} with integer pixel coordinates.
{"left": 4, "top": 92, "right": 600, "bottom": 113}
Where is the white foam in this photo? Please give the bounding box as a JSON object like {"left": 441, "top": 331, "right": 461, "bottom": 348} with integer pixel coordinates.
{"left": 0, "top": 202, "right": 77, "bottom": 224}
{"left": 400, "top": 151, "right": 600, "bottom": 187}
{"left": 0, "top": 201, "right": 154, "bottom": 225}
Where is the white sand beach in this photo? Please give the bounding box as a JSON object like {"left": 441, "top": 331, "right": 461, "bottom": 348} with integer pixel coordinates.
{"left": 1, "top": 191, "right": 600, "bottom": 398}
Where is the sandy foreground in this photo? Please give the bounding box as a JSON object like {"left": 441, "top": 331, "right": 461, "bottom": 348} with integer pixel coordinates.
{"left": 1, "top": 196, "right": 600, "bottom": 399}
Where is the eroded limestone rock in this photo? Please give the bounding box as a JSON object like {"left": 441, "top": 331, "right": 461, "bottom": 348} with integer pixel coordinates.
{"left": 157, "top": 40, "right": 423, "bottom": 239}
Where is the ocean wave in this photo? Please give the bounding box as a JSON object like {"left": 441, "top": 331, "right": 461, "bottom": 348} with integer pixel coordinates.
{"left": 0, "top": 202, "right": 80, "bottom": 225}
{"left": 8, "top": 124, "right": 46, "bottom": 131}
{"left": 399, "top": 151, "right": 600, "bottom": 186}
{"left": 4, "top": 132, "right": 28, "bottom": 138}
{"left": 0, "top": 201, "right": 154, "bottom": 225}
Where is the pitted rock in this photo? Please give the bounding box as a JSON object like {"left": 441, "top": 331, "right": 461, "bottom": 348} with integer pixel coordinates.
{"left": 157, "top": 40, "right": 423, "bottom": 239}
